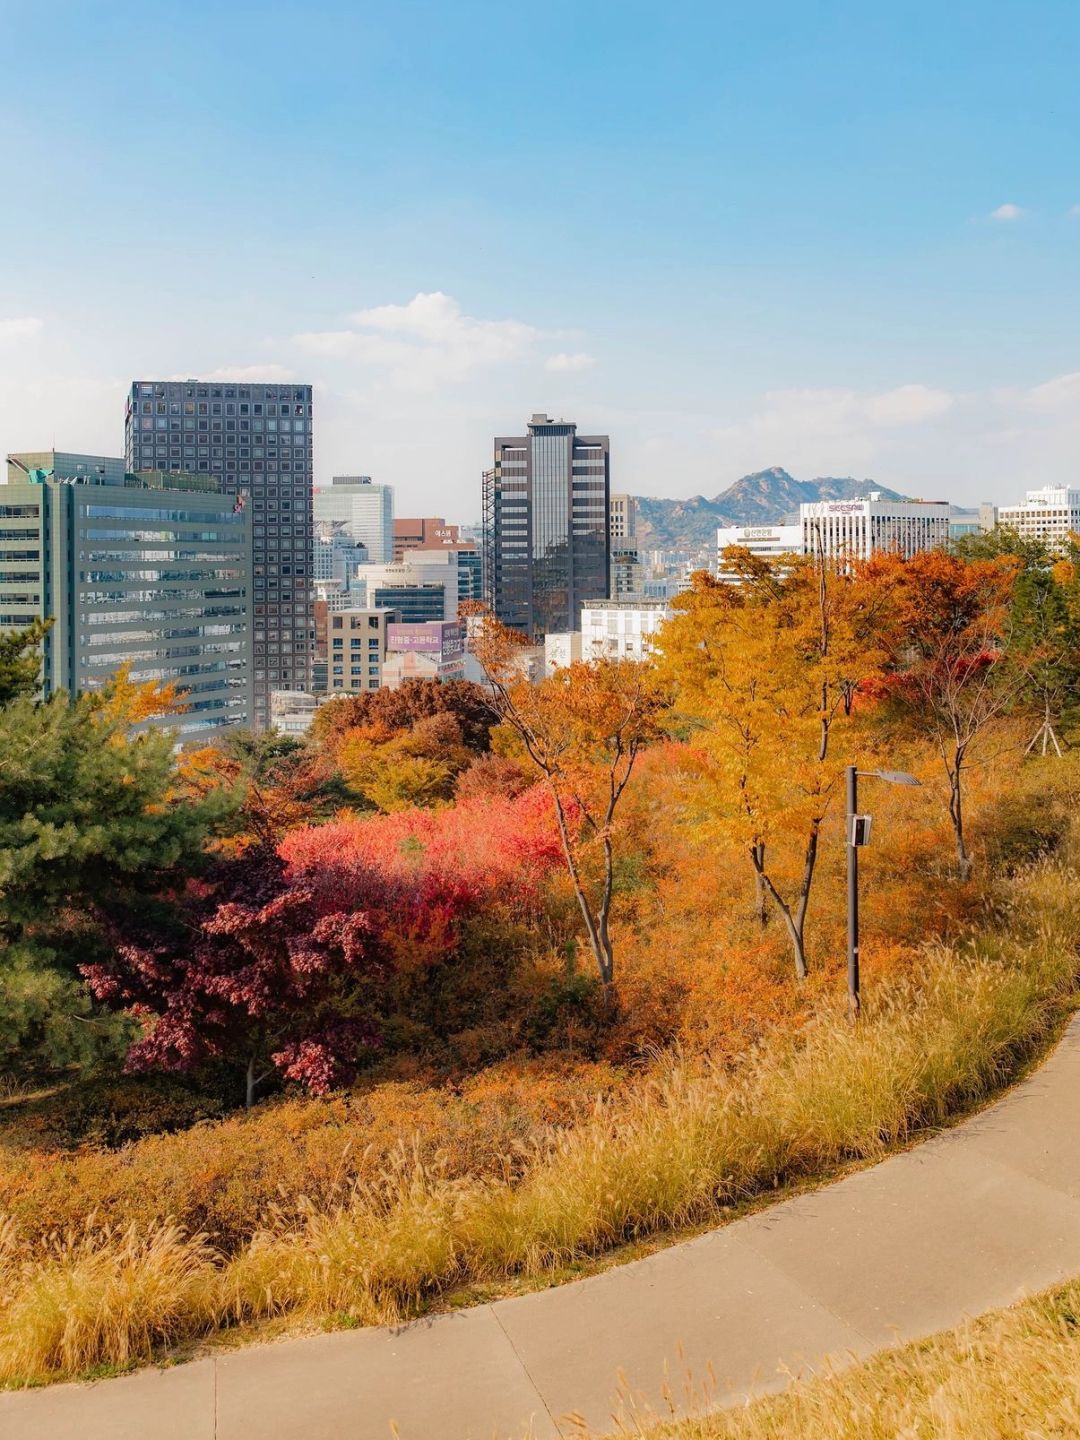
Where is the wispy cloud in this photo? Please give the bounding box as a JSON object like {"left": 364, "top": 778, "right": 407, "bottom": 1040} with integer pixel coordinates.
{"left": 0, "top": 316, "right": 43, "bottom": 344}
{"left": 989, "top": 202, "right": 1025, "bottom": 221}
{"left": 167, "top": 364, "right": 298, "bottom": 383}
{"left": 294, "top": 292, "right": 539, "bottom": 391}
{"left": 545, "top": 351, "right": 597, "bottom": 373}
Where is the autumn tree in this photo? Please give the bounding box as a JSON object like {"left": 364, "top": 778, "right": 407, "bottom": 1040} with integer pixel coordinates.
{"left": 83, "top": 846, "right": 388, "bottom": 1104}
{"left": 474, "top": 622, "right": 670, "bottom": 992}
{"left": 658, "top": 552, "right": 883, "bottom": 979}
{"left": 861, "top": 549, "right": 1021, "bottom": 881}
{"left": 311, "top": 678, "right": 494, "bottom": 754}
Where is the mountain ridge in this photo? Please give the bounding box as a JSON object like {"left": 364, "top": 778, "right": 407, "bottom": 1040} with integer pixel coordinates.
{"left": 633, "top": 468, "right": 911, "bottom": 552}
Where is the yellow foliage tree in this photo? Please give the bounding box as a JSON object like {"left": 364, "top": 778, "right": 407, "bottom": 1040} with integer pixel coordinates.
{"left": 658, "top": 550, "right": 884, "bottom": 979}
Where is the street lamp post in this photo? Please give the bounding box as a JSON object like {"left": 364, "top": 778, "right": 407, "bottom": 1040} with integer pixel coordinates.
{"left": 846, "top": 764, "right": 921, "bottom": 1021}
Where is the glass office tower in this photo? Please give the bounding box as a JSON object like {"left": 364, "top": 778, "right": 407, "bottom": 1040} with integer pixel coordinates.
{"left": 2, "top": 452, "right": 253, "bottom": 736}
{"left": 125, "top": 379, "right": 313, "bottom": 728}
{"left": 483, "top": 414, "right": 610, "bottom": 638}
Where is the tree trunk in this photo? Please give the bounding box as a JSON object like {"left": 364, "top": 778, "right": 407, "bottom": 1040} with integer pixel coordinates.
{"left": 245, "top": 1056, "right": 257, "bottom": 1109}
{"left": 750, "top": 845, "right": 809, "bottom": 980}
{"left": 752, "top": 842, "right": 769, "bottom": 926}
{"left": 548, "top": 780, "right": 612, "bottom": 992}
{"left": 948, "top": 754, "right": 973, "bottom": 882}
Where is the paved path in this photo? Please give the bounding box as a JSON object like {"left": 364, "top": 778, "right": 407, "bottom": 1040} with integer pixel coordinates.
{"left": 6, "top": 1017, "right": 1080, "bottom": 1440}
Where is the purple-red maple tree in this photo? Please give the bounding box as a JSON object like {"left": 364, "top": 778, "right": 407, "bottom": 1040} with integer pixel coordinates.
{"left": 82, "top": 846, "right": 389, "bottom": 1104}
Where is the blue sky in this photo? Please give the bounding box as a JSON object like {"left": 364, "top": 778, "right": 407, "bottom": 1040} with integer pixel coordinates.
{"left": 3, "top": 0, "right": 1080, "bottom": 518}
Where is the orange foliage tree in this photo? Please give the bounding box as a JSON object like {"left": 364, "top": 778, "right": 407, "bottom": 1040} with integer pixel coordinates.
{"left": 474, "top": 620, "right": 670, "bottom": 992}
{"left": 658, "top": 552, "right": 884, "bottom": 979}
{"left": 860, "top": 549, "right": 1022, "bottom": 881}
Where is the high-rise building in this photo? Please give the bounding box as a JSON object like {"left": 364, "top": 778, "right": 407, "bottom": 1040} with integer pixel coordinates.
{"left": 314, "top": 476, "right": 394, "bottom": 563}
{"left": 716, "top": 522, "right": 804, "bottom": 575}
{"left": 3, "top": 452, "right": 253, "bottom": 736}
{"left": 609, "top": 493, "right": 642, "bottom": 597}
{"left": 483, "top": 414, "right": 610, "bottom": 638}
{"left": 998, "top": 487, "right": 1080, "bottom": 549}
{"left": 124, "top": 378, "right": 313, "bottom": 729}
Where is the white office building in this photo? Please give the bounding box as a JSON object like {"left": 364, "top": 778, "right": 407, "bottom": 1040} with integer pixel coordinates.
{"left": 352, "top": 549, "right": 459, "bottom": 622}
{"left": 800, "top": 492, "right": 950, "bottom": 560}
{"left": 998, "top": 487, "right": 1080, "bottom": 549}
{"left": 314, "top": 476, "right": 394, "bottom": 563}
{"left": 580, "top": 598, "right": 672, "bottom": 662}
{"left": 716, "top": 523, "right": 803, "bottom": 572}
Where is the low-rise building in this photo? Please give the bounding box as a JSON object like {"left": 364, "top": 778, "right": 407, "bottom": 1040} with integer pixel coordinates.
{"left": 327, "top": 606, "right": 396, "bottom": 694}
{"left": 382, "top": 619, "right": 466, "bottom": 686}
{"left": 998, "top": 487, "right": 1080, "bottom": 549}
{"left": 580, "top": 598, "right": 672, "bottom": 662}
{"left": 544, "top": 631, "right": 583, "bottom": 674}
{"left": 716, "top": 522, "right": 803, "bottom": 573}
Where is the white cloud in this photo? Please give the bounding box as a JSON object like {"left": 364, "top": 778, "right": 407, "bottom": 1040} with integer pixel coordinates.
{"left": 0, "top": 316, "right": 43, "bottom": 344}
{"left": 545, "top": 351, "right": 597, "bottom": 372}
{"left": 295, "top": 292, "right": 539, "bottom": 391}
{"left": 165, "top": 364, "right": 297, "bottom": 383}
{"left": 990, "top": 202, "right": 1024, "bottom": 221}
{"left": 863, "top": 383, "right": 954, "bottom": 426}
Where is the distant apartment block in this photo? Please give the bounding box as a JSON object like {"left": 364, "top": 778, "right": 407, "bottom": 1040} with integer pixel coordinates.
{"left": 125, "top": 378, "right": 313, "bottom": 729}
{"left": 998, "top": 487, "right": 1080, "bottom": 549}
{"left": 314, "top": 476, "right": 394, "bottom": 563}
{"left": 483, "top": 414, "right": 610, "bottom": 639}
{"left": 3, "top": 452, "right": 253, "bottom": 736}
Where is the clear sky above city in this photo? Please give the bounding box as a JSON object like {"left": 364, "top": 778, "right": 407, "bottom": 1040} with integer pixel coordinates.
{"left": 3, "top": 0, "right": 1080, "bottom": 518}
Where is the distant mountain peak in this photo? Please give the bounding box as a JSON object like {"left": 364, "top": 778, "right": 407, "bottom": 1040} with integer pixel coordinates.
{"left": 634, "top": 469, "right": 909, "bottom": 552}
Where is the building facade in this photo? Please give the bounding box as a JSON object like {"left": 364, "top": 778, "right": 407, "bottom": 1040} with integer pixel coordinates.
{"left": 483, "top": 414, "right": 610, "bottom": 639}
{"left": 382, "top": 620, "right": 466, "bottom": 686}
{"left": 124, "top": 378, "right": 313, "bottom": 729}
{"left": 580, "top": 598, "right": 672, "bottom": 662}
{"left": 354, "top": 549, "right": 459, "bottom": 622}
{"left": 800, "top": 493, "right": 951, "bottom": 561}
{"left": 327, "top": 606, "right": 396, "bottom": 694}
{"left": 998, "top": 487, "right": 1080, "bottom": 549}
{"left": 3, "top": 452, "right": 253, "bottom": 736}
{"left": 314, "top": 476, "right": 394, "bottom": 563}
{"left": 393, "top": 516, "right": 482, "bottom": 603}
{"left": 949, "top": 503, "right": 998, "bottom": 540}
{"left": 716, "top": 522, "right": 804, "bottom": 574}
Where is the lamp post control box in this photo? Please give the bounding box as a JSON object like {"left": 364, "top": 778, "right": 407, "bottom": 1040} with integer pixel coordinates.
{"left": 850, "top": 814, "right": 873, "bottom": 847}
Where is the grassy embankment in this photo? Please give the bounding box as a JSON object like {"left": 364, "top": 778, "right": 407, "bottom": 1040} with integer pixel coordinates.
{"left": 1, "top": 780, "right": 1079, "bottom": 1387}
{"left": 574, "top": 1271, "right": 1080, "bottom": 1439}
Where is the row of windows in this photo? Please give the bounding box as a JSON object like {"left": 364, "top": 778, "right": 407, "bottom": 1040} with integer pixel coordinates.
{"left": 81, "top": 568, "right": 244, "bottom": 584}
{"left": 86, "top": 623, "right": 247, "bottom": 647}
{"left": 0, "top": 505, "right": 39, "bottom": 519}
{"left": 83, "top": 505, "right": 244, "bottom": 525}
{"left": 0, "top": 550, "right": 40, "bottom": 562}
{"left": 81, "top": 642, "right": 247, "bottom": 667}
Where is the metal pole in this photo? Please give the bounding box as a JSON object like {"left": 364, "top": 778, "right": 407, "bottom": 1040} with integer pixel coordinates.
{"left": 846, "top": 764, "right": 859, "bottom": 1021}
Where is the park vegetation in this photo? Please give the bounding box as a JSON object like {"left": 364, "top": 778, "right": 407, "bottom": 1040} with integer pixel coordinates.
{"left": 2, "top": 528, "right": 1080, "bottom": 1384}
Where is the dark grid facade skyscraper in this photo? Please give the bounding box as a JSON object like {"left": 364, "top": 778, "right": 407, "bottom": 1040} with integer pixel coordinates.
{"left": 482, "top": 414, "right": 610, "bottom": 639}
{"left": 125, "top": 379, "right": 313, "bottom": 727}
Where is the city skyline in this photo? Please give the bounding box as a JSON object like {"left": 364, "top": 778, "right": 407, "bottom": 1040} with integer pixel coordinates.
{"left": 5, "top": 3, "right": 1080, "bottom": 515}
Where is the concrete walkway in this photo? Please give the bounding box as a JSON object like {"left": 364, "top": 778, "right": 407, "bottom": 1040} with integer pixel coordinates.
{"left": 6, "top": 1017, "right": 1080, "bottom": 1440}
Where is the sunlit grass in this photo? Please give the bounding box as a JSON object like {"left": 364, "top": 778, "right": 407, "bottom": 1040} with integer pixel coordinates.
{"left": 575, "top": 1271, "right": 1080, "bottom": 1439}
{"left": 1, "top": 850, "right": 1076, "bottom": 1386}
